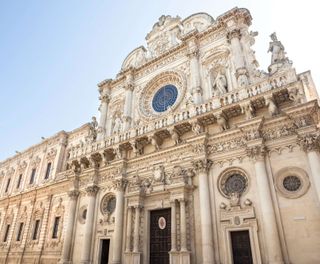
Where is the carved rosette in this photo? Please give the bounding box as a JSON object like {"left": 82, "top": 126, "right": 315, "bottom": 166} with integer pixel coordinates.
{"left": 85, "top": 185, "right": 99, "bottom": 197}
{"left": 67, "top": 190, "right": 80, "bottom": 200}
{"left": 112, "top": 179, "right": 128, "bottom": 192}
{"left": 192, "top": 159, "right": 213, "bottom": 174}
{"left": 246, "top": 145, "right": 267, "bottom": 162}
{"left": 297, "top": 134, "right": 320, "bottom": 152}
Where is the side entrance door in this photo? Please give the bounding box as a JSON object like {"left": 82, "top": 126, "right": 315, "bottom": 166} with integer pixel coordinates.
{"left": 231, "top": 230, "right": 253, "bottom": 264}
{"left": 149, "top": 208, "right": 171, "bottom": 264}
{"left": 100, "top": 239, "right": 110, "bottom": 264}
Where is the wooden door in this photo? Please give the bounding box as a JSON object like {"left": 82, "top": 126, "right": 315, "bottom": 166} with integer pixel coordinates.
{"left": 149, "top": 208, "right": 171, "bottom": 264}
{"left": 231, "top": 230, "right": 253, "bottom": 264}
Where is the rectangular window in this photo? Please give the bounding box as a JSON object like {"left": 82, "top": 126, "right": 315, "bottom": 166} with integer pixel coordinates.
{"left": 29, "top": 168, "right": 36, "bottom": 184}
{"left": 3, "top": 224, "right": 10, "bottom": 242}
{"left": 16, "top": 174, "right": 22, "bottom": 189}
{"left": 5, "top": 178, "right": 11, "bottom": 193}
{"left": 32, "top": 220, "right": 40, "bottom": 240}
{"left": 44, "top": 162, "right": 52, "bottom": 179}
{"left": 16, "top": 222, "right": 24, "bottom": 241}
{"left": 52, "top": 216, "right": 60, "bottom": 239}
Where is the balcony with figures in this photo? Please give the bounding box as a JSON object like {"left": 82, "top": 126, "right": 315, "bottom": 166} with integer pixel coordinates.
{"left": 63, "top": 68, "right": 316, "bottom": 175}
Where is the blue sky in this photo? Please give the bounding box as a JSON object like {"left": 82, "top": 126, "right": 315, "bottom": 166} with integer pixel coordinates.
{"left": 1, "top": 0, "right": 319, "bottom": 161}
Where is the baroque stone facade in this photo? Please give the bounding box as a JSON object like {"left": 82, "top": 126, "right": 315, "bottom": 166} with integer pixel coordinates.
{"left": 1, "top": 7, "right": 320, "bottom": 264}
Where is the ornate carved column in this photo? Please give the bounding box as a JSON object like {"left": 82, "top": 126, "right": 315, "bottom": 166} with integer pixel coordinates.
{"left": 247, "top": 145, "right": 284, "bottom": 264}
{"left": 298, "top": 134, "right": 320, "bottom": 203}
{"left": 227, "top": 29, "right": 249, "bottom": 87}
{"left": 123, "top": 71, "right": 134, "bottom": 131}
{"left": 125, "top": 206, "right": 132, "bottom": 252}
{"left": 133, "top": 206, "right": 140, "bottom": 253}
{"left": 193, "top": 159, "right": 215, "bottom": 264}
{"left": 170, "top": 200, "right": 177, "bottom": 252}
{"left": 179, "top": 199, "right": 187, "bottom": 252}
{"left": 111, "top": 179, "right": 127, "bottom": 264}
{"left": 60, "top": 190, "right": 79, "bottom": 264}
{"left": 187, "top": 38, "right": 202, "bottom": 104}
{"left": 80, "top": 185, "right": 99, "bottom": 264}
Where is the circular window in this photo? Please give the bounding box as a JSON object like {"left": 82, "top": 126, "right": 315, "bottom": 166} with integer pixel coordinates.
{"left": 283, "top": 176, "right": 302, "bottom": 192}
{"left": 152, "top": 85, "right": 178, "bottom": 112}
{"left": 101, "top": 195, "right": 116, "bottom": 215}
{"left": 219, "top": 169, "right": 249, "bottom": 198}
{"left": 275, "top": 167, "right": 310, "bottom": 199}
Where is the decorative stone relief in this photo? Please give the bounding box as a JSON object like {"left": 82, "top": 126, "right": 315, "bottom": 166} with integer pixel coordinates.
{"left": 214, "top": 112, "right": 229, "bottom": 131}
{"left": 218, "top": 169, "right": 249, "bottom": 198}
{"left": 246, "top": 145, "right": 267, "bottom": 161}
{"left": 297, "top": 133, "right": 320, "bottom": 152}
{"left": 208, "top": 137, "right": 246, "bottom": 154}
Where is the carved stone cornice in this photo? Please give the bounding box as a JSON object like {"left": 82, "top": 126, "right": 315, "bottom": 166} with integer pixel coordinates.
{"left": 67, "top": 190, "right": 80, "bottom": 200}
{"left": 297, "top": 133, "right": 320, "bottom": 152}
{"left": 85, "top": 185, "right": 99, "bottom": 197}
{"left": 246, "top": 145, "right": 267, "bottom": 162}
{"left": 192, "top": 159, "right": 213, "bottom": 174}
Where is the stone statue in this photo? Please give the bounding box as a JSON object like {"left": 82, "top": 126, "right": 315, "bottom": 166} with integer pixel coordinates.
{"left": 230, "top": 192, "right": 240, "bottom": 207}
{"left": 112, "top": 114, "right": 123, "bottom": 134}
{"left": 215, "top": 113, "right": 229, "bottom": 131}
{"left": 212, "top": 70, "right": 228, "bottom": 96}
{"left": 169, "top": 128, "right": 181, "bottom": 145}
{"left": 268, "top": 33, "right": 287, "bottom": 64}
{"left": 88, "top": 116, "right": 98, "bottom": 141}
{"left": 265, "top": 96, "right": 279, "bottom": 116}
{"left": 241, "top": 102, "right": 255, "bottom": 120}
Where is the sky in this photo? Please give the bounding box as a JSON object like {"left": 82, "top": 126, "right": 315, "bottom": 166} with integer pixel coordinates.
{"left": 0, "top": 0, "right": 319, "bottom": 161}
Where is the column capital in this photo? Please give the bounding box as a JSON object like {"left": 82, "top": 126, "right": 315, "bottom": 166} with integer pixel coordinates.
{"left": 297, "top": 133, "right": 320, "bottom": 152}
{"left": 85, "top": 185, "right": 99, "bottom": 196}
{"left": 192, "top": 159, "right": 213, "bottom": 174}
{"left": 67, "top": 190, "right": 79, "bottom": 200}
{"left": 113, "top": 178, "right": 128, "bottom": 192}
{"left": 99, "top": 94, "right": 111, "bottom": 104}
{"left": 227, "top": 28, "right": 242, "bottom": 42}
{"left": 246, "top": 145, "right": 267, "bottom": 162}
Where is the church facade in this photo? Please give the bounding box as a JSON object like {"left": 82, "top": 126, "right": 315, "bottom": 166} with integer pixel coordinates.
{"left": 0, "top": 7, "right": 320, "bottom": 264}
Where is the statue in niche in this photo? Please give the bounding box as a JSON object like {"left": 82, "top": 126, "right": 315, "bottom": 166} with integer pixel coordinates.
{"left": 87, "top": 116, "right": 98, "bottom": 141}
{"left": 268, "top": 32, "right": 288, "bottom": 64}
{"left": 112, "top": 114, "right": 123, "bottom": 134}
{"left": 212, "top": 69, "right": 228, "bottom": 96}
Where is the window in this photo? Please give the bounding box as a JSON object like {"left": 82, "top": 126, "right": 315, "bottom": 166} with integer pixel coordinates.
{"left": 3, "top": 224, "right": 10, "bottom": 242}
{"left": 52, "top": 216, "right": 60, "bottom": 239}
{"left": 5, "top": 178, "right": 11, "bottom": 193}
{"left": 16, "top": 174, "right": 22, "bottom": 189}
{"left": 32, "top": 220, "right": 40, "bottom": 240}
{"left": 16, "top": 222, "right": 24, "bottom": 241}
{"left": 44, "top": 162, "right": 52, "bottom": 179}
{"left": 29, "top": 168, "right": 36, "bottom": 184}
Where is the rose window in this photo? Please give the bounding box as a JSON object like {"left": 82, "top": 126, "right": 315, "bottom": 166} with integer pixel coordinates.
{"left": 283, "top": 176, "right": 302, "bottom": 192}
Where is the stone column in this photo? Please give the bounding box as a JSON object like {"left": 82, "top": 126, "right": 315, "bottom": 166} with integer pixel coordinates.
{"left": 111, "top": 179, "right": 126, "bottom": 264}
{"left": 171, "top": 200, "right": 177, "bottom": 251}
{"left": 133, "top": 206, "right": 140, "bottom": 253}
{"left": 193, "top": 159, "right": 215, "bottom": 264}
{"left": 80, "top": 185, "right": 99, "bottom": 264}
{"left": 125, "top": 206, "right": 132, "bottom": 252}
{"left": 247, "top": 146, "right": 284, "bottom": 264}
{"left": 179, "top": 199, "right": 187, "bottom": 252}
{"left": 227, "top": 29, "right": 248, "bottom": 87}
{"left": 298, "top": 134, "right": 320, "bottom": 203}
{"left": 97, "top": 94, "right": 110, "bottom": 140}
{"left": 60, "top": 190, "right": 79, "bottom": 264}
{"left": 188, "top": 38, "right": 202, "bottom": 104}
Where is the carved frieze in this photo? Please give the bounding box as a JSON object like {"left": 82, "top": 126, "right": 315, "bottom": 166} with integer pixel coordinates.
{"left": 297, "top": 133, "right": 320, "bottom": 152}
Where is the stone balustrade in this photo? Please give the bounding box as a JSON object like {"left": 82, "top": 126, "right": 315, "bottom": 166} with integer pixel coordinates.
{"left": 66, "top": 71, "right": 298, "bottom": 164}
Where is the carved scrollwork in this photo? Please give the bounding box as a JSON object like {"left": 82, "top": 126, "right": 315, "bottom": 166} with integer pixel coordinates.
{"left": 67, "top": 190, "right": 79, "bottom": 200}
{"left": 112, "top": 179, "right": 128, "bottom": 192}
{"left": 246, "top": 145, "right": 267, "bottom": 161}
{"left": 85, "top": 185, "right": 99, "bottom": 196}
{"left": 192, "top": 159, "right": 213, "bottom": 173}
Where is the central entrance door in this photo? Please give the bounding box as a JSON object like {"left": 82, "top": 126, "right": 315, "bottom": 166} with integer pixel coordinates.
{"left": 231, "top": 230, "right": 253, "bottom": 264}
{"left": 100, "top": 239, "right": 110, "bottom": 264}
{"left": 150, "top": 208, "right": 171, "bottom": 264}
